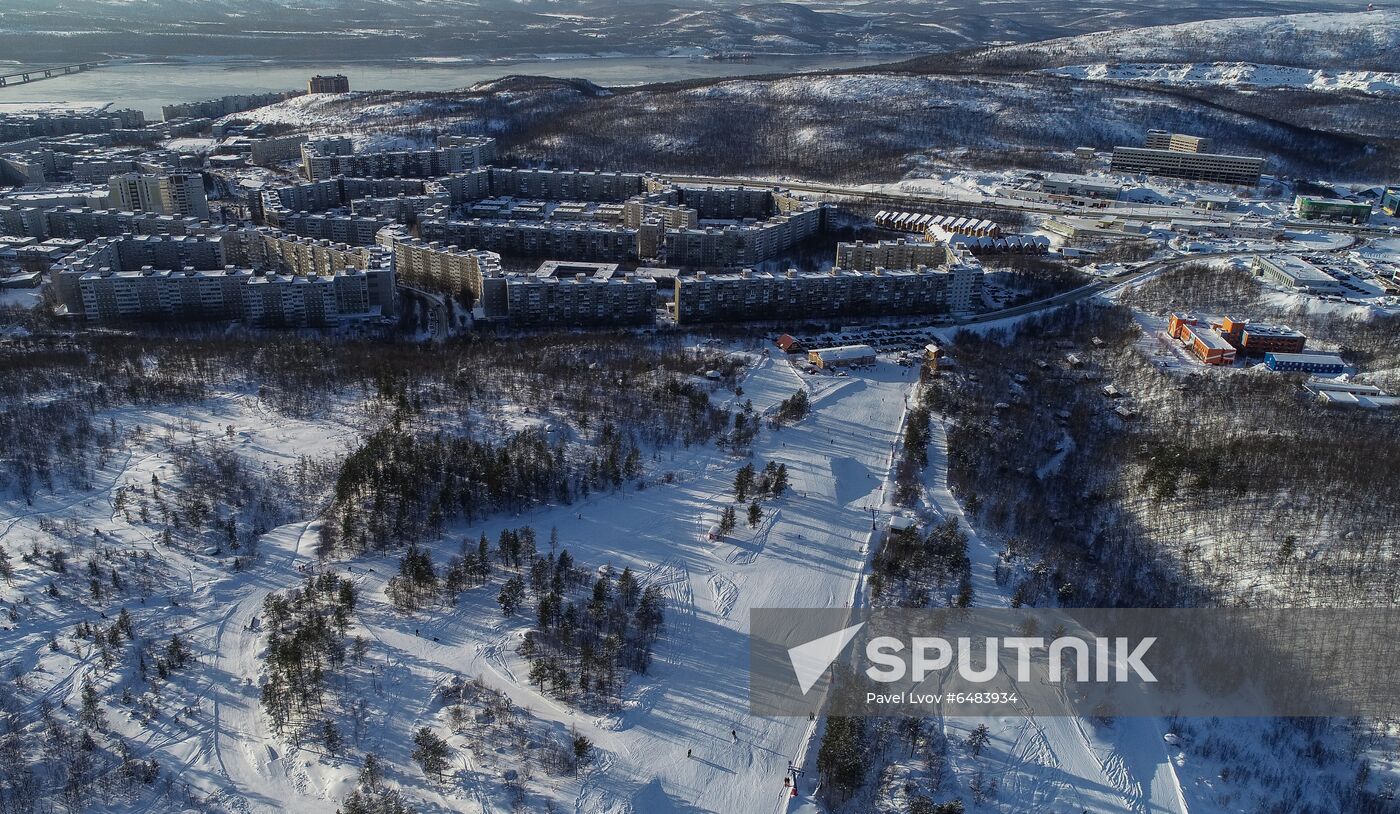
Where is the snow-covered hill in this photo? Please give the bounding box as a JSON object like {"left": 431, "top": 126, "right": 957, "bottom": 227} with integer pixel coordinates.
{"left": 0, "top": 0, "right": 1349, "bottom": 64}
{"left": 1044, "top": 61, "right": 1400, "bottom": 97}
{"left": 957, "top": 9, "right": 1400, "bottom": 72}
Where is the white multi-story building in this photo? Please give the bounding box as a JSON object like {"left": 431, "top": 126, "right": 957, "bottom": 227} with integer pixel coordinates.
{"left": 1254, "top": 255, "right": 1346, "bottom": 295}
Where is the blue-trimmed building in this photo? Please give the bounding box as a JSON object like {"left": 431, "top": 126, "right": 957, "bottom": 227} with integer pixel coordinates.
{"left": 1264, "top": 351, "right": 1346, "bottom": 375}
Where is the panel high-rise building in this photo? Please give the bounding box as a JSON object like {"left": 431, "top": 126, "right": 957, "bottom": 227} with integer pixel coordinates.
{"left": 1109, "top": 147, "right": 1264, "bottom": 187}
{"left": 1144, "top": 129, "right": 1213, "bottom": 154}
{"left": 107, "top": 172, "right": 210, "bottom": 219}
{"left": 307, "top": 74, "right": 350, "bottom": 94}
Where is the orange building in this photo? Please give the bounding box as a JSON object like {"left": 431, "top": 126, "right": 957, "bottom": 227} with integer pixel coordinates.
{"left": 1179, "top": 323, "right": 1237, "bottom": 366}
{"left": 1217, "top": 316, "right": 1307, "bottom": 355}
{"left": 1168, "top": 312, "right": 1198, "bottom": 340}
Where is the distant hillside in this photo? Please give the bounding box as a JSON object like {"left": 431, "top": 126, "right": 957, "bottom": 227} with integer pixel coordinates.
{"left": 236, "top": 66, "right": 1396, "bottom": 183}
{"left": 900, "top": 10, "right": 1400, "bottom": 73}
{"left": 0, "top": 0, "right": 1344, "bottom": 64}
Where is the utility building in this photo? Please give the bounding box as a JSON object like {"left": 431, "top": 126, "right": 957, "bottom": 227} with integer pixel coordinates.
{"left": 809, "top": 344, "right": 876, "bottom": 369}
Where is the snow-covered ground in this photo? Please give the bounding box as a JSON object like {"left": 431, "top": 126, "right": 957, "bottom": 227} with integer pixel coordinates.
{"left": 992, "top": 10, "right": 1400, "bottom": 72}
{"left": 3, "top": 337, "right": 1389, "bottom": 812}
{"left": 352, "top": 354, "right": 914, "bottom": 813}
{"left": 1044, "top": 62, "right": 1400, "bottom": 97}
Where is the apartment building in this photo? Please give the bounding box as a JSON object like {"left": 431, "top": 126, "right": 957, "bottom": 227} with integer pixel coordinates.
{"left": 1109, "top": 147, "right": 1264, "bottom": 187}
{"left": 663, "top": 205, "right": 823, "bottom": 267}
{"left": 71, "top": 156, "right": 142, "bottom": 183}
{"left": 250, "top": 135, "right": 310, "bottom": 166}
{"left": 350, "top": 192, "right": 452, "bottom": 222}
{"left": 78, "top": 267, "right": 254, "bottom": 323}
{"left": 623, "top": 196, "right": 698, "bottom": 229}
{"left": 56, "top": 232, "right": 393, "bottom": 325}
{"left": 76, "top": 263, "right": 389, "bottom": 327}
{"left": 674, "top": 185, "right": 775, "bottom": 219}
{"left": 485, "top": 168, "right": 646, "bottom": 202}
{"left": 421, "top": 217, "right": 639, "bottom": 262}
{"left": 274, "top": 212, "right": 393, "bottom": 246}
{"left": 0, "top": 204, "right": 50, "bottom": 238}
{"left": 107, "top": 172, "right": 210, "bottom": 219}
{"left": 259, "top": 176, "right": 427, "bottom": 226}
{"left": 504, "top": 269, "right": 654, "bottom": 327}
{"left": 307, "top": 75, "right": 350, "bottom": 94}
{"left": 227, "top": 227, "right": 396, "bottom": 314}
{"left": 161, "top": 91, "right": 301, "bottom": 121}
{"left": 377, "top": 226, "right": 503, "bottom": 300}
{"left": 301, "top": 136, "right": 496, "bottom": 181}
{"left": 1144, "top": 130, "right": 1213, "bottom": 153}
{"left": 835, "top": 239, "right": 946, "bottom": 272}
{"left": 673, "top": 261, "right": 982, "bottom": 324}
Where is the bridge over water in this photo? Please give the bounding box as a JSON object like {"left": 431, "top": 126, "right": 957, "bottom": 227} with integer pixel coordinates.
{"left": 0, "top": 62, "right": 105, "bottom": 88}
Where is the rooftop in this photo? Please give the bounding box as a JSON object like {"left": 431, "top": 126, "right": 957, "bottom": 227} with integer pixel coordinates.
{"left": 1184, "top": 324, "right": 1234, "bottom": 351}
{"left": 1265, "top": 351, "right": 1345, "bottom": 364}
{"left": 811, "top": 344, "right": 876, "bottom": 361}
{"left": 1259, "top": 255, "right": 1336, "bottom": 283}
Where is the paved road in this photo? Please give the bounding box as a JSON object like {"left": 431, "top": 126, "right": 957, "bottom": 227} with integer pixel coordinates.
{"left": 950, "top": 237, "right": 1359, "bottom": 328}
{"left": 663, "top": 173, "right": 1400, "bottom": 239}
{"left": 397, "top": 283, "right": 450, "bottom": 342}
{"left": 662, "top": 173, "right": 1224, "bottom": 224}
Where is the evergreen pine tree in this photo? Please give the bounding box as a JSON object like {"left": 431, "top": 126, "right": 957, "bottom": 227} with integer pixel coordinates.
{"left": 79, "top": 677, "right": 105, "bottom": 731}
{"left": 735, "top": 464, "right": 755, "bottom": 502}
{"left": 498, "top": 576, "right": 525, "bottom": 616}
{"left": 617, "top": 567, "right": 639, "bottom": 609}
{"left": 719, "top": 506, "right": 737, "bottom": 535}
{"left": 411, "top": 727, "right": 453, "bottom": 781}
{"left": 967, "top": 723, "right": 991, "bottom": 757}
{"left": 359, "top": 753, "right": 383, "bottom": 791}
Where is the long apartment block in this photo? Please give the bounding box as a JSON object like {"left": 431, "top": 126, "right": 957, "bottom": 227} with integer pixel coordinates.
{"left": 1109, "top": 147, "right": 1265, "bottom": 187}
{"left": 673, "top": 262, "right": 982, "bottom": 325}
{"left": 53, "top": 233, "right": 395, "bottom": 326}
{"left": 301, "top": 136, "right": 497, "bottom": 181}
